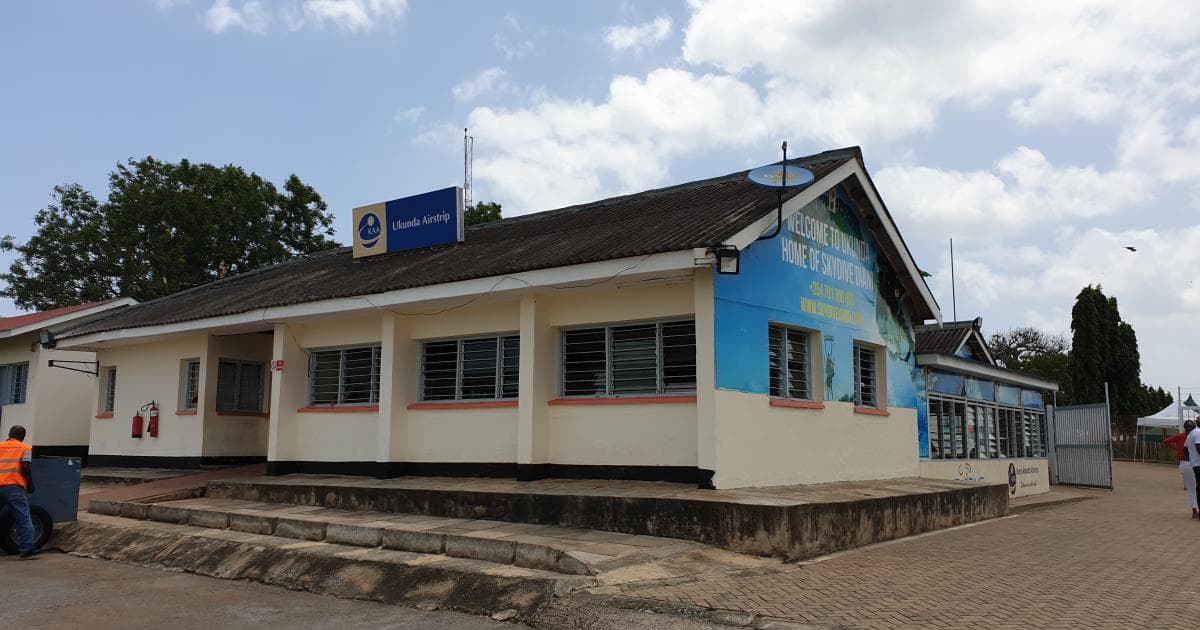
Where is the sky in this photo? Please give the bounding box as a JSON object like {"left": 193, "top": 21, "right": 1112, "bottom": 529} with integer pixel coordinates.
{"left": 2, "top": 1, "right": 1199, "bottom": 391}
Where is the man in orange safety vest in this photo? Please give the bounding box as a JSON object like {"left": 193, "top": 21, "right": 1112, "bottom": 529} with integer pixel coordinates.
{"left": 0, "top": 425, "right": 38, "bottom": 558}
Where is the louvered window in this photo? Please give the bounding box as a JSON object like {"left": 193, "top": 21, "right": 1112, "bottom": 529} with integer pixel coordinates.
{"left": 181, "top": 359, "right": 201, "bottom": 410}
{"left": 561, "top": 320, "right": 696, "bottom": 397}
{"left": 308, "top": 346, "right": 381, "bottom": 406}
{"left": 420, "top": 335, "right": 519, "bottom": 401}
{"left": 768, "top": 325, "right": 812, "bottom": 400}
{"left": 854, "top": 344, "right": 879, "bottom": 408}
{"left": 102, "top": 367, "right": 117, "bottom": 413}
{"left": 0, "top": 363, "right": 28, "bottom": 405}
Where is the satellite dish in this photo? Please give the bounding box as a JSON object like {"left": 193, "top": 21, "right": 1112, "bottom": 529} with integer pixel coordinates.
{"left": 748, "top": 164, "right": 814, "bottom": 189}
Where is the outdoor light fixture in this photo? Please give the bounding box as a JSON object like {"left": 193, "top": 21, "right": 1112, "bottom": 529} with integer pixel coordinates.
{"left": 38, "top": 329, "right": 56, "bottom": 349}
{"left": 715, "top": 245, "right": 741, "bottom": 275}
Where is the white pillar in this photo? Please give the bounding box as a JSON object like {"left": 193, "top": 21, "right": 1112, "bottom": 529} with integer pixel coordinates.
{"left": 268, "top": 323, "right": 306, "bottom": 469}
{"left": 377, "top": 313, "right": 416, "bottom": 472}
{"left": 517, "top": 294, "right": 554, "bottom": 477}
{"left": 694, "top": 268, "right": 718, "bottom": 487}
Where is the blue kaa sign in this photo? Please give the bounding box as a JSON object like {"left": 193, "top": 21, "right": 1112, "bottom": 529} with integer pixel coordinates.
{"left": 352, "top": 186, "right": 464, "bottom": 258}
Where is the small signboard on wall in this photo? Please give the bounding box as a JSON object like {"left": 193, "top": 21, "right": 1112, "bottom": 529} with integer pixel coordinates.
{"left": 352, "top": 186, "right": 464, "bottom": 258}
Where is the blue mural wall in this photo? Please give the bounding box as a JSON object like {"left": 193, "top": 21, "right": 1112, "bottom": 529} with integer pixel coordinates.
{"left": 713, "top": 186, "right": 930, "bottom": 458}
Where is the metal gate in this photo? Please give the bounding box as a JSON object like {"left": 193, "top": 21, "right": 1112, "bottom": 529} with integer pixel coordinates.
{"left": 1048, "top": 402, "right": 1114, "bottom": 489}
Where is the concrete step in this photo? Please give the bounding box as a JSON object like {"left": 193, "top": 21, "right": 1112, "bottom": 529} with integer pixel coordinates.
{"left": 54, "top": 512, "right": 589, "bottom": 618}
{"left": 87, "top": 497, "right": 713, "bottom": 577}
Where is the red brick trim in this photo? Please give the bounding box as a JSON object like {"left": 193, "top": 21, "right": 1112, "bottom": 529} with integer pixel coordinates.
{"left": 95, "top": 412, "right": 114, "bottom": 419}
{"left": 175, "top": 409, "right": 198, "bottom": 416}
{"left": 408, "top": 400, "right": 518, "bottom": 410}
{"left": 770, "top": 398, "right": 825, "bottom": 410}
{"left": 854, "top": 406, "right": 890, "bottom": 417}
{"left": 549, "top": 396, "right": 697, "bottom": 406}
{"left": 296, "top": 405, "right": 379, "bottom": 413}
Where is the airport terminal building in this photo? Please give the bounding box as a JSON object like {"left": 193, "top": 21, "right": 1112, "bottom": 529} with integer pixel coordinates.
{"left": 54, "top": 147, "right": 1054, "bottom": 491}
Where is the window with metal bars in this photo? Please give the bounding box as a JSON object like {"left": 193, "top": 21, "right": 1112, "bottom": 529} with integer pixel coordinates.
{"left": 103, "top": 367, "right": 117, "bottom": 413}
{"left": 561, "top": 320, "right": 696, "bottom": 397}
{"left": 768, "top": 325, "right": 813, "bottom": 400}
{"left": 420, "top": 334, "right": 519, "bottom": 401}
{"left": 853, "top": 344, "right": 879, "bottom": 408}
{"left": 181, "top": 359, "right": 201, "bottom": 410}
{"left": 308, "top": 346, "right": 381, "bottom": 406}
{"left": 217, "top": 359, "right": 265, "bottom": 412}
{"left": 0, "top": 363, "right": 28, "bottom": 405}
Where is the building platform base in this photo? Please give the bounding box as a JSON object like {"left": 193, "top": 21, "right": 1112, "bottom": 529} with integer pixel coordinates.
{"left": 207, "top": 474, "right": 1010, "bottom": 560}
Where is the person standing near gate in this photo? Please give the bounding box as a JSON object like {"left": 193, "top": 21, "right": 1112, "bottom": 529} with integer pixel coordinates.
{"left": 1163, "top": 420, "right": 1198, "bottom": 518}
{"left": 1186, "top": 421, "right": 1200, "bottom": 517}
{"left": 0, "top": 425, "right": 38, "bottom": 558}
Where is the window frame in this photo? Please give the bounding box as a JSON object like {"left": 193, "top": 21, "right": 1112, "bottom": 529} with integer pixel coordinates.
{"left": 180, "top": 358, "right": 201, "bottom": 410}
{"left": 306, "top": 344, "right": 382, "bottom": 407}
{"left": 0, "top": 362, "right": 29, "bottom": 406}
{"left": 418, "top": 333, "right": 520, "bottom": 402}
{"left": 559, "top": 318, "right": 697, "bottom": 398}
{"left": 853, "top": 342, "right": 882, "bottom": 409}
{"left": 102, "top": 366, "right": 117, "bottom": 413}
{"left": 768, "top": 324, "right": 816, "bottom": 402}
{"left": 216, "top": 358, "right": 266, "bottom": 412}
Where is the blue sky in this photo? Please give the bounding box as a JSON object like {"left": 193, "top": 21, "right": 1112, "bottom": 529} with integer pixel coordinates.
{"left": 2, "top": 1, "right": 1199, "bottom": 390}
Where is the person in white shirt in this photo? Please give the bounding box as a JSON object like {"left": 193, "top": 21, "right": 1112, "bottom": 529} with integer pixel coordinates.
{"left": 1186, "top": 423, "right": 1200, "bottom": 513}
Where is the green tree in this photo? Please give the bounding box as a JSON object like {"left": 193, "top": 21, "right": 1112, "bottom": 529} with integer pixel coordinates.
{"left": 1, "top": 157, "right": 339, "bottom": 310}
{"left": 989, "top": 327, "right": 1073, "bottom": 405}
{"left": 1070, "top": 285, "right": 1110, "bottom": 405}
{"left": 465, "top": 201, "right": 502, "bottom": 226}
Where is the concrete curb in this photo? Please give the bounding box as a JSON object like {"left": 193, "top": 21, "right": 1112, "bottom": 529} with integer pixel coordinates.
{"left": 92, "top": 498, "right": 595, "bottom": 576}
{"left": 53, "top": 518, "right": 573, "bottom": 617}
{"left": 1008, "top": 495, "right": 1096, "bottom": 515}
{"left": 600, "top": 594, "right": 835, "bottom": 629}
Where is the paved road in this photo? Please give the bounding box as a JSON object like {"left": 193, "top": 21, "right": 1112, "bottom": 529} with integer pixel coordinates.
{"left": 620, "top": 461, "right": 1197, "bottom": 629}
{"left": 4, "top": 553, "right": 519, "bottom": 630}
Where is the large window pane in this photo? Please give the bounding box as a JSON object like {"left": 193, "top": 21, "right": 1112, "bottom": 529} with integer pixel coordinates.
{"left": 421, "top": 341, "right": 459, "bottom": 401}
{"left": 661, "top": 320, "right": 697, "bottom": 393}
{"left": 854, "top": 345, "right": 877, "bottom": 408}
{"left": 562, "top": 328, "right": 607, "bottom": 396}
{"left": 309, "top": 350, "right": 341, "bottom": 405}
{"left": 216, "top": 361, "right": 239, "bottom": 410}
{"left": 611, "top": 323, "right": 657, "bottom": 395}
{"left": 500, "top": 336, "right": 520, "bottom": 399}
{"left": 341, "top": 347, "right": 377, "bottom": 404}
{"left": 308, "top": 346, "right": 379, "bottom": 406}
{"left": 460, "top": 338, "right": 499, "bottom": 399}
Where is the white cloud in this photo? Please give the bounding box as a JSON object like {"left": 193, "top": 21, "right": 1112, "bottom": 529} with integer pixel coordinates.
{"left": 204, "top": 0, "right": 268, "bottom": 33}
{"left": 300, "top": 0, "right": 405, "bottom": 31}
{"left": 932, "top": 225, "right": 1200, "bottom": 386}
{"left": 203, "top": 0, "right": 404, "bottom": 33}
{"left": 452, "top": 68, "right": 514, "bottom": 103}
{"left": 603, "top": 16, "right": 672, "bottom": 53}
{"left": 393, "top": 106, "right": 424, "bottom": 124}
{"left": 682, "top": 0, "right": 1200, "bottom": 146}
{"left": 465, "top": 68, "right": 765, "bottom": 212}
{"left": 875, "top": 147, "right": 1148, "bottom": 234}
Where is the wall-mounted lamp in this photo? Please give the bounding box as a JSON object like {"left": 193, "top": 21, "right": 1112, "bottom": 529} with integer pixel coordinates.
{"left": 38, "top": 329, "right": 57, "bottom": 349}
{"left": 714, "top": 245, "right": 740, "bottom": 275}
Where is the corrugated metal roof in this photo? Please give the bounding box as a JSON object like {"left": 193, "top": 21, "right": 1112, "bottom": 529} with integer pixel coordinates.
{"left": 63, "top": 148, "right": 863, "bottom": 337}
{"left": 914, "top": 320, "right": 976, "bottom": 356}
{"left": 0, "top": 300, "right": 116, "bottom": 333}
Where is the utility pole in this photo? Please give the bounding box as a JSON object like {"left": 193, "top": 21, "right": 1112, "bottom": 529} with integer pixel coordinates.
{"left": 463, "top": 128, "right": 473, "bottom": 209}
{"left": 950, "top": 237, "right": 957, "bottom": 321}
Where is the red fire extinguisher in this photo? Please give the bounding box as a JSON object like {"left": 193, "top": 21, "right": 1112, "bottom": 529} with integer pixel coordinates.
{"left": 147, "top": 401, "right": 159, "bottom": 438}
{"left": 131, "top": 408, "right": 144, "bottom": 438}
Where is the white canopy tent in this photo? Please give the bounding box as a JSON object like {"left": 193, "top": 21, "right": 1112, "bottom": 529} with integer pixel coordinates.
{"left": 1135, "top": 395, "right": 1200, "bottom": 460}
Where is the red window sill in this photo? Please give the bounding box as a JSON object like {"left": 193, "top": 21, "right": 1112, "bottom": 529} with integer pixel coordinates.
{"left": 297, "top": 405, "right": 379, "bottom": 413}
{"left": 770, "top": 398, "right": 825, "bottom": 410}
{"left": 549, "top": 396, "right": 697, "bottom": 406}
{"left": 175, "top": 409, "right": 197, "bottom": 416}
{"left": 95, "top": 412, "right": 114, "bottom": 419}
{"left": 408, "top": 400, "right": 518, "bottom": 410}
{"left": 854, "top": 406, "right": 890, "bottom": 417}
{"left": 216, "top": 410, "right": 269, "bottom": 417}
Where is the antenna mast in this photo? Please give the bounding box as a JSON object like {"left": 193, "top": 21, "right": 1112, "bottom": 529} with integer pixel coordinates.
{"left": 463, "top": 128, "right": 473, "bottom": 209}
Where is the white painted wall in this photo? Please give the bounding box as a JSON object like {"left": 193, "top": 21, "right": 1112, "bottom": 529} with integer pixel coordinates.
{"left": 202, "top": 333, "right": 273, "bottom": 457}
{"left": 711, "top": 390, "right": 919, "bottom": 488}
{"left": 547, "top": 403, "right": 697, "bottom": 466}
{"left": 90, "top": 335, "right": 209, "bottom": 458}
{"left": 405, "top": 408, "right": 518, "bottom": 462}
{"left": 0, "top": 334, "right": 39, "bottom": 442}
{"left": 31, "top": 347, "right": 98, "bottom": 447}
{"left": 294, "top": 411, "right": 378, "bottom": 461}
{"left": 920, "top": 457, "right": 1049, "bottom": 497}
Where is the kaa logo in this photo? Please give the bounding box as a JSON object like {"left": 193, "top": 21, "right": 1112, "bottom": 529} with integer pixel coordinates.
{"left": 358, "top": 212, "right": 382, "bottom": 248}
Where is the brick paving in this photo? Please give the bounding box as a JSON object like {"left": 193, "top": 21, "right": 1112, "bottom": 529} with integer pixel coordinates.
{"left": 620, "top": 462, "right": 1198, "bottom": 629}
